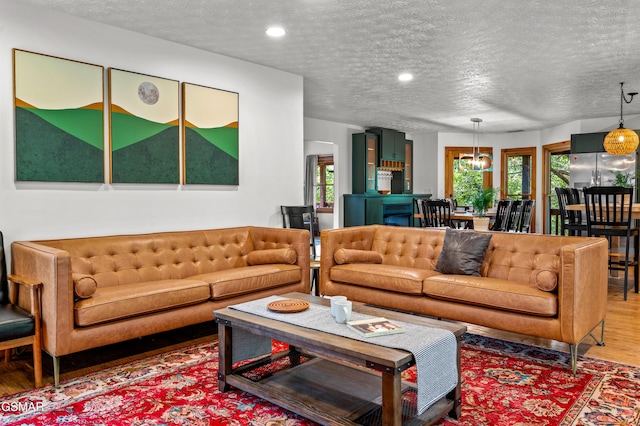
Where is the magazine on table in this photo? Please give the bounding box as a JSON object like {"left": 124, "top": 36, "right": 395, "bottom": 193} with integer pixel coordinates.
{"left": 346, "top": 317, "right": 405, "bottom": 337}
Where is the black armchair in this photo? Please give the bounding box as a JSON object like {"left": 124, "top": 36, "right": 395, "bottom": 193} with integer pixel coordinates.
{"left": 0, "top": 231, "right": 43, "bottom": 387}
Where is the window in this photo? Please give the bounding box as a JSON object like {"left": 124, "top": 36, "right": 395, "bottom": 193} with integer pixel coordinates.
{"left": 444, "top": 147, "right": 493, "bottom": 206}
{"left": 315, "top": 155, "right": 334, "bottom": 213}
{"left": 543, "top": 141, "right": 570, "bottom": 234}
{"left": 501, "top": 147, "right": 537, "bottom": 232}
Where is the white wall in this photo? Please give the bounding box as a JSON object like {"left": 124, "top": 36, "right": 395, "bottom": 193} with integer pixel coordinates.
{"left": 411, "top": 133, "right": 439, "bottom": 197}
{"left": 1, "top": 1, "right": 303, "bottom": 246}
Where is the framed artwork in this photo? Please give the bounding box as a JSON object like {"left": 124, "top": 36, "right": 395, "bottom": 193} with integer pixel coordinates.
{"left": 182, "top": 82, "right": 239, "bottom": 185}
{"left": 13, "top": 49, "right": 104, "bottom": 183}
{"left": 109, "top": 69, "right": 179, "bottom": 183}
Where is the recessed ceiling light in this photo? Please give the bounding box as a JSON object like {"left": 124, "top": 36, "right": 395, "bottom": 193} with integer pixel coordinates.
{"left": 398, "top": 73, "right": 413, "bottom": 82}
{"left": 266, "top": 27, "right": 286, "bottom": 37}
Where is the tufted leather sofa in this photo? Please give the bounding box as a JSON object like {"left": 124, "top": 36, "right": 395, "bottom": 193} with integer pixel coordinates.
{"left": 11, "top": 226, "right": 309, "bottom": 385}
{"left": 320, "top": 225, "right": 609, "bottom": 372}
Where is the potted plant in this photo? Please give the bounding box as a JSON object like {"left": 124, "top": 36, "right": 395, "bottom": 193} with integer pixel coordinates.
{"left": 611, "top": 170, "right": 639, "bottom": 188}
{"left": 470, "top": 187, "right": 500, "bottom": 231}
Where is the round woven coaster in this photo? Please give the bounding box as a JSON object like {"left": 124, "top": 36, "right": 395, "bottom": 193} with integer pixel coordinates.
{"left": 267, "top": 299, "right": 310, "bottom": 313}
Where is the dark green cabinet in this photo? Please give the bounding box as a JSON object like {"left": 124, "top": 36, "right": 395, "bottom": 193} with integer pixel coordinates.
{"left": 344, "top": 194, "right": 428, "bottom": 227}
{"left": 369, "top": 128, "right": 406, "bottom": 162}
{"left": 352, "top": 132, "right": 378, "bottom": 194}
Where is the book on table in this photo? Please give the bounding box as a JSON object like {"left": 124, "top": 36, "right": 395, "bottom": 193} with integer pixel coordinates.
{"left": 346, "top": 317, "right": 405, "bottom": 337}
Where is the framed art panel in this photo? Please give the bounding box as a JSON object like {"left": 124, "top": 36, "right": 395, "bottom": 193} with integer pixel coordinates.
{"left": 182, "top": 82, "right": 239, "bottom": 185}
{"left": 109, "top": 69, "right": 179, "bottom": 184}
{"left": 13, "top": 49, "right": 104, "bottom": 183}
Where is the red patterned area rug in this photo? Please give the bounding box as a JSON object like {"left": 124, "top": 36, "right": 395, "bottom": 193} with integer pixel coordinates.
{"left": 1, "top": 334, "right": 639, "bottom": 425}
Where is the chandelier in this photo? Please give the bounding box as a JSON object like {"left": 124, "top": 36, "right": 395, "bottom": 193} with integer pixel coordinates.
{"left": 459, "top": 118, "right": 493, "bottom": 171}
{"left": 603, "top": 82, "right": 639, "bottom": 155}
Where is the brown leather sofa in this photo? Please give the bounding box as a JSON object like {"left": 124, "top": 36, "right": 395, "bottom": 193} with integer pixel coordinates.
{"left": 320, "top": 225, "right": 609, "bottom": 372}
{"left": 11, "top": 226, "right": 310, "bottom": 386}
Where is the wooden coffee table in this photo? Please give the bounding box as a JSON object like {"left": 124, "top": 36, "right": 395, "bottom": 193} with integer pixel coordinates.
{"left": 214, "top": 292, "right": 466, "bottom": 425}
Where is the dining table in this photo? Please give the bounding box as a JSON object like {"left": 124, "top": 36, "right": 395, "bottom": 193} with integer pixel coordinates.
{"left": 413, "top": 210, "right": 495, "bottom": 229}
{"left": 566, "top": 203, "right": 640, "bottom": 220}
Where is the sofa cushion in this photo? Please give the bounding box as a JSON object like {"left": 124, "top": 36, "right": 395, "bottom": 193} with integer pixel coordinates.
{"left": 435, "top": 229, "right": 492, "bottom": 276}
{"left": 424, "top": 274, "right": 557, "bottom": 317}
{"left": 192, "top": 264, "right": 301, "bottom": 300}
{"left": 72, "top": 273, "right": 97, "bottom": 299}
{"left": 531, "top": 269, "right": 558, "bottom": 292}
{"left": 334, "top": 248, "right": 383, "bottom": 265}
{"left": 246, "top": 248, "right": 297, "bottom": 266}
{"left": 330, "top": 264, "right": 439, "bottom": 295}
{"left": 74, "top": 279, "right": 211, "bottom": 326}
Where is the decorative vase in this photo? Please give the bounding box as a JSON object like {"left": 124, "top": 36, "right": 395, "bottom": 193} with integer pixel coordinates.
{"left": 473, "top": 216, "right": 490, "bottom": 231}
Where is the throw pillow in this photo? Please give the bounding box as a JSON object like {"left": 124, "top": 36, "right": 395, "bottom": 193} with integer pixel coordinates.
{"left": 531, "top": 269, "right": 558, "bottom": 292}
{"left": 334, "top": 248, "right": 383, "bottom": 265}
{"left": 435, "top": 229, "right": 492, "bottom": 276}
{"left": 72, "top": 273, "right": 98, "bottom": 299}
{"left": 246, "top": 248, "right": 297, "bottom": 265}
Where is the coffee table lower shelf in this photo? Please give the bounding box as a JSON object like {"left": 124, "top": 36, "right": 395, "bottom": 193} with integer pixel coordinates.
{"left": 223, "top": 352, "right": 455, "bottom": 426}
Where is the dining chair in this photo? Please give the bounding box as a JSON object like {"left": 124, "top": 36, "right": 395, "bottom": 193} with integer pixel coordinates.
{"left": 583, "top": 186, "right": 639, "bottom": 300}
{"left": 490, "top": 200, "right": 512, "bottom": 232}
{"left": 423, "top": 199, "right": 453, "bottom": 228}
{"left": 556, "top": 187, "right": 588, "bottom": 236}
{"left": 281, "top": 205, "right": 318, "bottom": 259}
{"left": 0, "top": 231, "right": 43, "bottom": 387}
{"left": 505, "top": 200, "right": 523, "bottom": 232}
{"left": 414, "top": 198, "right": 428, "bottom": 227}
{"left": 518, "top": 199, "right": 535, "bottom": 233}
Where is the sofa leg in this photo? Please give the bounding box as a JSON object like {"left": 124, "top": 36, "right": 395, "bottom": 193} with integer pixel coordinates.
{"left": 53, "top": 355, "right": 60, "bottom": 388}
{"left": 569, "top": 319, "right": 606, "bottom": 375}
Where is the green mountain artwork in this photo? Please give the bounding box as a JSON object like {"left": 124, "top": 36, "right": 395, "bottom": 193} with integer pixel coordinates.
{"left": 15, "top": 105, "right": 104, "bottom": 182}
{"left": 110, "top": 110, "right": 179, "bottom": 184}
{"left": 185, "top": 125, "right": 239, "bottom": 185}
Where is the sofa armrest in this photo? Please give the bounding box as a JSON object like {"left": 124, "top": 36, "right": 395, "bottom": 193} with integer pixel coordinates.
{"left": 11, "top": 241, "right": 72, "bottom": 356}
{"left": 320, "top": 225, "right": 378, "bottom": 293}
{"left": 248, "top": 226, "right": 310, "bottom": 287}
{"left": 558, "top": 237, "right": 608, "bottom": 344}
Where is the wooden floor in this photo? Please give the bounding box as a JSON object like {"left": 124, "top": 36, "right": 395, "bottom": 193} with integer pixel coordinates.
{"left": 1, "top": 277, "right": 639, "bottom": 397}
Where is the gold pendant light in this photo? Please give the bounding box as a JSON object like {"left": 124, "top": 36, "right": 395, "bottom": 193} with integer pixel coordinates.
{"left": 603, "top": 82, "right": 639, "bottom": 155}
{"left": 459, "top": 118, "right": 493, "bottom": 171}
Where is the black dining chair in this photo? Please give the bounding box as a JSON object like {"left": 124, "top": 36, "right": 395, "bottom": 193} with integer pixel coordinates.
{"left": 490, "top": 200, "right": 512, "bottom": 232}
{"left": 518, "top": 199, "right": 536, "bottom": 233}
{"left": 281, "top": 205, "right": 318, "bottom": 259}
{"left": 583, "top": 186, "right": 639, "bottom": 300}
{"left": 556, "top": 187, "right": 588, "bottom": 236}
{"left": 423, "top": 199, "right": 453, "bottom": 228}
{"left": 414, "top": 198, "right": 429, "bottom": 227}
{"left": 0, "top": 231, "right": 43, "bottom": 387}
{"left": 505, "top": 200, "right": 523, "bottom": 232}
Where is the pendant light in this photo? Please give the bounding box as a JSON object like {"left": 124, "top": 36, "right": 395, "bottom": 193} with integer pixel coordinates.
{"left": 603, "top": 82, "right": 639, "bottom": 155}
{"left": 459, "top": 118, "right": 493, "bottom": 171}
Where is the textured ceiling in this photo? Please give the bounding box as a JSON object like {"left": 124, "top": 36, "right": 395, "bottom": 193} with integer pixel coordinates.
{"left": 20, "top": 0, "right": 640, "bottom": 134}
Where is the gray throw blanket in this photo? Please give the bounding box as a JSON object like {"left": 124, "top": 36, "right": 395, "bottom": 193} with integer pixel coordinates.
{"left": 229, "top": 295, "right": 458, "bottom": 415}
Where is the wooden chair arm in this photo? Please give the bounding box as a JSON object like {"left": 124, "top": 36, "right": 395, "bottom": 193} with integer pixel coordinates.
{"left": 7, "top": 274, "right": 42, "bottom": 288}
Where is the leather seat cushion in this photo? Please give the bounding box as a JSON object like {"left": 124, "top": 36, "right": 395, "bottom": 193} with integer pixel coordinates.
{"left": 330, "top": 264, "right": 439, "bottom": 295}
{"left": 0, "top": 304, "right": 34, "bottom": 340}
{"left": 192, "top": 264, "right": 302, "bottom": 300}
{"left": 74, "top": 279, "right": 211, "bottom": 326}
{"left": 424, "top": 275, "right": 557, "bottom": 317}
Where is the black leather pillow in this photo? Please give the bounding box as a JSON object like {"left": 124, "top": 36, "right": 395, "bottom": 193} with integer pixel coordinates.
{"left": 435, "top": 229, "right": 492, "bottom": 276}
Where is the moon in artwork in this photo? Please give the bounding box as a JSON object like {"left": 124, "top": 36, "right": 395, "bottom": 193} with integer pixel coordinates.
{"left": 138, "top": 82, "right": 159, "bottom": 105}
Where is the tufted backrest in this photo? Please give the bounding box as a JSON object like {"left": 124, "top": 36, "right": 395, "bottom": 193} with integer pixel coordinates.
{"left": 37, "top": 228, "right": 255, "bottom": 288}
{"left": 481, "top": 232, "right": 568, "bottom": 282}
{"left": 368, "top": 227, "right": 591, "bottom": 286}
{"left": 371, "top": 227, "right": 445, "bottom": 270}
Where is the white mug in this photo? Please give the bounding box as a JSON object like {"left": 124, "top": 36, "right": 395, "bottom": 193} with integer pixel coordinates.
{"left": 334, "top": 300, "right": 352, "bottom": 324}
{"left": 330, "top": 296, "right": 347, "bottom": 317}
